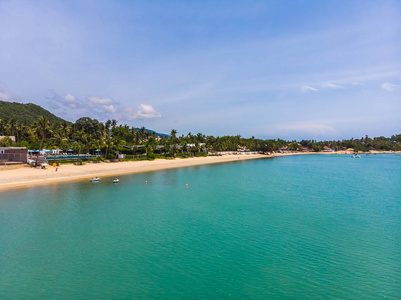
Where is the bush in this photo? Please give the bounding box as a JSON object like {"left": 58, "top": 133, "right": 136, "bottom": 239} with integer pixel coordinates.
{"left": 0, "top": 136, "right": 13, "bottom": 147}
{"left": 120, "top": 148, "right": 136, "bottom": 155}
{"left": 74, "top": 160, "right": 86, "bottom": 165}
{"left": 195, "top": 152, "right": 207, "bottom": 157}
{"left": 147, "top": 153, "right": 157, "bottom": 160}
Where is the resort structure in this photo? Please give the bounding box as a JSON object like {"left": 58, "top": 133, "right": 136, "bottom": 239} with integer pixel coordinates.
{"left": 0, "top": 147, "right": 28, "bottom": 163}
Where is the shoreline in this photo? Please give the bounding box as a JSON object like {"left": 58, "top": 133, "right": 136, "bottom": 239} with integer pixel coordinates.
{"left": 0, "top": 154, "right": 270, "bottom": 192}
{"left": 1, "top": 151, "right": 399, "bottom": 192}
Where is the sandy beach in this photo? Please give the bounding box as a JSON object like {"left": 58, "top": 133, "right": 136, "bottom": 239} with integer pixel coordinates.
{"left": 0, "top": 154, "right": 270, "bottom": 191}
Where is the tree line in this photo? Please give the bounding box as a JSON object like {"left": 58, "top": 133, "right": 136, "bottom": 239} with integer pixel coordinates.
{"left": 0, "top": 116, "right": 400, "bottom": 159}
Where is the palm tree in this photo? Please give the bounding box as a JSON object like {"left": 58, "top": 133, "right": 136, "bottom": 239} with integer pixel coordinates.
{"left": 140, "top": 126, "right": 146, "bottom": 144}
{"left": 16, "top": 122, "right": 27, "bottom": 143}
{"left": 105, "top": 135, "right": 114, "bottom": 159}
{"left": 74, "top": 129, "right": 87, "bottom": 158}
{"left": 51, "top": 131, "right": 67, "bottom": 151}
{"left": 196, "top": 133, "right": 205, "bottom": 143}
{"left": 0, "top": 119, "right": 6, "bottom": 134}
{"left": 8, "top": 118, "right": 17, "bottom": 142}
{"left": 105, "top": 120, "right": 111, "bottom": 133}
{"left": 34, "top": 116, "right": 51, "bottom": 165}
{"left": 170, "top": 129, "right": 177, "bottom": 145}
{"left": 93, "top": 139, "right": 103, "bottom": 156}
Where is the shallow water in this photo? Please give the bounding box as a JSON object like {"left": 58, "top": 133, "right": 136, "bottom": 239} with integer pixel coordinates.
{"left": 1, "top": 154, "right": 400, "bottom": 299}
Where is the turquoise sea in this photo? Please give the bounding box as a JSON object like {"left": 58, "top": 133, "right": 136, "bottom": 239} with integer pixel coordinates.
{"left": 1, "top": 154, "right": 400, "bottom": 299}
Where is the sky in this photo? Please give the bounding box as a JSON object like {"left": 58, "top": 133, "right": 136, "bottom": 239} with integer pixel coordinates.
{"left": 0, "top": 0, "right": 400, "bottom": 140}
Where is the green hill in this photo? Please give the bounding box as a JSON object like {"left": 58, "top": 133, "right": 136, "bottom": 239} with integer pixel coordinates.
{"left": 0, "top": 100, "right": 69, "bottom": 124}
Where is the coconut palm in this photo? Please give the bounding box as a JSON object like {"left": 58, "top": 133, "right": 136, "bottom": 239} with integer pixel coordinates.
{"left": 51, "top": 131, "right": 68, "bottom": 151}
{"left": 73, "top": 129, "right": 88, "bottom": 158}
{"left": 34, "top": 116, "right": 51, "bottom": 165}
{"left": 170, "top": 129, "right": 177, "bottom": 145}
{"left": 140, "top": 126, "right": 146, "bottom": 144}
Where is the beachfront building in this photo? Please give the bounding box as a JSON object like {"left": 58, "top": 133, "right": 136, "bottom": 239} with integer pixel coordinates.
{"left": 277, "top": 147, "right": 289, "bottom": 153}
{"left": 0, "top": 147, "right": 28, "bottom": 163}
{"left": 323, "top": 146, "right": 334, "bottom": 152}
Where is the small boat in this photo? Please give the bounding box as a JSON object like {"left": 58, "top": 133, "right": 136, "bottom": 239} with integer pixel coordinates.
{"left": 352, "top": 154, "right": 361, "bottom": 158}
{"left": 90, "top": 177, "right": 100, "bottom": 182}
{"left": 113, "top": 178, "right": 119, "bottom": 183}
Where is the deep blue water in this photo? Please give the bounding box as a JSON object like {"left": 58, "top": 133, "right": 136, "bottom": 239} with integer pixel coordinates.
{"left": 1, "top": 154, "right": 400, "bottom": 299}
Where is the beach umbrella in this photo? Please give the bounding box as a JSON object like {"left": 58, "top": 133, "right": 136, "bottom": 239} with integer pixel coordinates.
{"left": 67, "top": 149, "right": 73, "bottom": 152}
{"left": 95, "top": 149, "right": 101, "bottom": 152}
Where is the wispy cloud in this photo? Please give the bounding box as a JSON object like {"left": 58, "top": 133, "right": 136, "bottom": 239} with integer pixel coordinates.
{"left": 46, "top": 91, "right": 82, "bottom": 113}
{"left": 321, "top": 82, "right": 344, "bottom": 89}
{"left": 87, "top": 96, "right": 113, "bottom": 106}
{"left": 301, "top": 86, "right": 318, "bottom": 93}
{"left": 1, "top": 1, "right": 400, "bottom": 137}
{"left": 381, "top": 82, "right": 400, "bottom": 92}
{"left": 86, "top": 96, "right": 122, "bottom": 119}
{"left": 273, "top": 122, "right": 338, "bottom": 137}
{"left": 63, "top": 93, "right": 78, "bottom": 109}
{"left": 0, "top": 81, "right": 20, "bottom": 101}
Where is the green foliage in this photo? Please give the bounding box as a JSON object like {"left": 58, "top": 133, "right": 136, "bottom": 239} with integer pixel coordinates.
{"left": 16, "top": 140, "right": 29, "bottom": 148}
{"left": 0, "top": 136, "right": 13, "bottom": 146}
{"left": 147, "top": 153, "right": 157, "bottom": 160}
{"left": 0, "top": 100, "right": 68, "bottom": 124}
{"left": 1, "top": 100, "right": 400, "bottom": 156}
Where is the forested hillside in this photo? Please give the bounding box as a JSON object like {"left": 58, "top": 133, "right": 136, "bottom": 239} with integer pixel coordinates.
{"left": 0, "top": 100, "right": 68, "bottom": 124}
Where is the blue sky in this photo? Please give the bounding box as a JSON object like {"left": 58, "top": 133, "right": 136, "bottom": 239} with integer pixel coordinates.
{"left": 0, "top": 0, "right": 400, "bottom": 140}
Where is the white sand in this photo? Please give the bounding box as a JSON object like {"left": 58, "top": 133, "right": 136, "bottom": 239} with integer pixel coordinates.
{"left": 0, "top": 154, "right": 270, "bottom": 191}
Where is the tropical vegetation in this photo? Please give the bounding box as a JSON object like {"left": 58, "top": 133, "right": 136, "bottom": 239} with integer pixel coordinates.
{"left": 0, "top": 113, "right": 400, "bottom": 160}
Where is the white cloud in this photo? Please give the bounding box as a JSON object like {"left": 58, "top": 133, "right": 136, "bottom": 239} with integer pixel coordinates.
{"left": 133, "top": 104, "right": 161, "bottom": 119}
{"left": 322, "top": 82, "right": 343, "bottom": 89}
{"left": 301, "top": 86, "right": 318, "bottom": 93}
{"left": 85, "top": 95, "right": 120, "bottom": 118}
{"left": 64, "top": 93, "right": 75, "bottom": 102}
{"left": 63, "top": 93, "right": 78, "bottom": 108}
{"left": 0, "top": 81, "right": 20, "bottom": 101}
{"left": 381, "top": 82, "right": 400, "bottom": 92}
{"left": 87, "top": 96, "right": 113, "bottom": 105}
{"left": 103, "top": 104, "right": 116, "bottom": 113}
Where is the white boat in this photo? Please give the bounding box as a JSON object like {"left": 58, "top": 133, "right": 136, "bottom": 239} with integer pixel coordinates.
{"left": 90, "top": 177, "right": 100, "bottom": 182}
{"left": 352, "top": 154, "right": 361, "bottom": 158}
{"left": 113, "top": 178, "right": 119, "bottom": 183}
